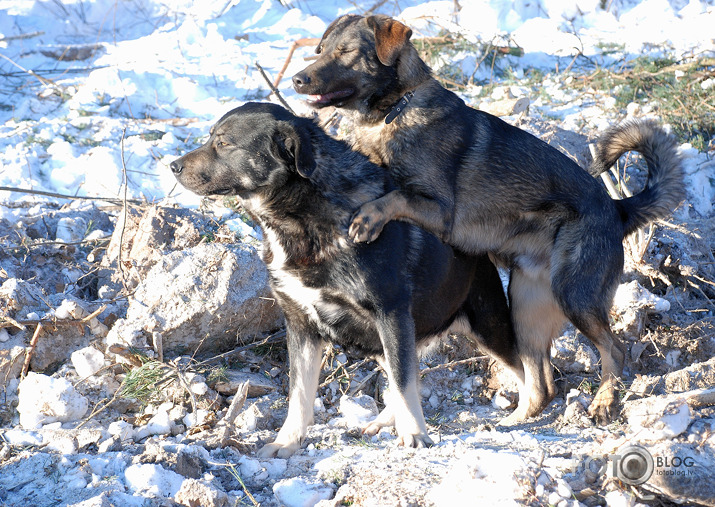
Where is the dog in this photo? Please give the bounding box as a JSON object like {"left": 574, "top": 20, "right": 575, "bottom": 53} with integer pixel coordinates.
{"left": 292, "top": 14, "right": 685, "bottom": 425}
{"left": 170, "top": 102, "right": 519, "bottom": 456}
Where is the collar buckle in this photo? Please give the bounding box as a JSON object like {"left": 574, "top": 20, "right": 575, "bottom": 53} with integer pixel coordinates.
{"left": 384, "top": 91, "right": 414, "bottom": 125}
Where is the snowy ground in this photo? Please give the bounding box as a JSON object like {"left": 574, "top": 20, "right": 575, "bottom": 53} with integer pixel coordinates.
{"left": 1, "top": 1, "right": 714, "bottom": 506}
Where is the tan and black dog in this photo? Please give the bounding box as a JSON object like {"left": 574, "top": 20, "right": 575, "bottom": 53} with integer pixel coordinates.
{"left": 170, "top": 102, "right": 518, "bottom": 455}
{"left": 293, "top": 14, "right": 685, "bottom": 424}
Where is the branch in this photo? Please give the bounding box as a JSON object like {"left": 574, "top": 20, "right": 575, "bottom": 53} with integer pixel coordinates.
{"left": 0, "top": 185, "right": 143, "bottom": 205}
{"left": 255, "top": 61, "right": 294, "bottom": 114}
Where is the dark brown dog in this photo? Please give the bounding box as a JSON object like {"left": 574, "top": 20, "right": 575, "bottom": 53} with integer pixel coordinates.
{"left": 170, "top": 102, "right": 517, "bottom": 455}
{"left": 293, "top": 15, "right": 685, "bottom": 424}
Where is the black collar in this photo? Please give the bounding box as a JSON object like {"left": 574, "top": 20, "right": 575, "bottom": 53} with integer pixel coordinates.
{"left": 384, "top": 91, "right": 414, "bottom": 124}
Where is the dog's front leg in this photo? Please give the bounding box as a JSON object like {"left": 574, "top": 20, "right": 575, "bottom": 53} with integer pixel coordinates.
{"left": 349, "top": 190, "right": 451, "bottom": 244}
{"left": 257, "top": 328, "right": 324, "bottom": 459}
{"left": 375, "top": 310, "right": 433, "bottom": 448}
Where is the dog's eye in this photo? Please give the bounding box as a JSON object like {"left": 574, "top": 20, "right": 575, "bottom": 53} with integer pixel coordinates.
{"left": 216, "top": 141, "right": 229, "bottom": 148}
{"left": 336, "top": 46, "right": 353, "bottom": 54}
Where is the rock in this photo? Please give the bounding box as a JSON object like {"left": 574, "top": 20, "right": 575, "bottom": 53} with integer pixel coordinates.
{"left": 212, "top": 370, "right": 277, "bottom": 397}
{"left": 338, "top": 395, "right": 378, "bottom": 427}
{"left": 135, "top": 409, "right": 173, "bottom": 440}
{"left": 603, "top": 490, "right": 635, "bottom": 507}
{"left": 108, "top": 420, "right": 134, "bottom": 441}
{"left": 55, "top": 216, "right": 87, "bottom": 243}
{"left": 612, "top": 281, "right": 670, "bottom": 339}
{"left": 105, "top": 242, "right": 283, "bottom": 355}
{"left": 124, "top": 463, "right": 184, "bottom": 498}
{"left": 273, "top": 477, "right": 335, "bottom": 507}
{"left": 551, "top": 329, "right": 598, "bottom": 373}
{"left": 480, "top": 96, "right": 530, "bottom": 117}
{"left": 0, "top": 346, "right": 25, "bottom": 384}
{"left": 625, "top": 395, "right": 691, "bottom": 441}
{"left": 98, "top": 206, "right": 211, "bottom": 296}
{"left": 71, "top": 346, "right": 105, "bottom": 378}
{"left": 17, "top": 372, "right": 88, "bottom": 429}
{"left": 629, "top": 357, "right": 715, "bottom": 397}
{"left": 644, "top": 442, "right": 715, "bottom": 506}
{"left": 175, "top": 478, "right": 228, "bottom": 507}
{"left": 0, "top": 278, "right": 49, "bottom": 314}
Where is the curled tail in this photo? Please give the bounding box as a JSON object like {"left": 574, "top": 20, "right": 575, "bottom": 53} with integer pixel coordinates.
{"left": 589, "top": 119, "right": 685, "bottom": 237}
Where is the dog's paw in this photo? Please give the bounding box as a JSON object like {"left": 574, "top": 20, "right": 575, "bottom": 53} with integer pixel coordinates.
{"left": 496, "top": 409, "right": 528, "bottom": 427}
{"left": 256, "top": 441, "right": 302, "bottom": 459}
{"left": 587, "top": 395, "right": 619, "bottom": 425}
{"left": 349, "top": 205, "right": 386, "bottom": 243}
{"left": 397, "top": 433, "right": 434, "bottom": 448}
{"left": 362, "top": 422, "right": 386, "bottom": 437}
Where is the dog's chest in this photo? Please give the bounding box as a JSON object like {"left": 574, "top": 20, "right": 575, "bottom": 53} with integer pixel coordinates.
{"left": 262, "top": 227, "right": 347, "bottom": 329}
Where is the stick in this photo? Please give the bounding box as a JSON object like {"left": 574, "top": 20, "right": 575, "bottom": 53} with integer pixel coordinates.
{"left": 21, "top": 323, "right": 43, "bottom": 377}
{"left": 255, "top": 61, "right": 294, "bottom": 114}
{"left": 118, "top": 128, "right": 131, "bottom": 292}
{"left": 0, "top": 186, "right": 142, "bottom": 205}
{"left": 272, "top": 38, "right": 320, "bottom": 88}
{"left": 0, "top": 53, "right": 58, "bottom": 89}
{"left": 221, "top": 381, "right": 250, "bottom": 428}
{"left": 421, "top": 356, "right": 488, "bottom": 375}
{"left": 0, "top": 31, "right": 44, "bottom": 42}
{"left": 193, "top": 330, "right": 287, "bottom": 368}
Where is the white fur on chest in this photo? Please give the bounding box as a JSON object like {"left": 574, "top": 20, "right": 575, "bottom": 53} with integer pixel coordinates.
{"left": 262, "top": 227, "right": 344, "bottom": 327}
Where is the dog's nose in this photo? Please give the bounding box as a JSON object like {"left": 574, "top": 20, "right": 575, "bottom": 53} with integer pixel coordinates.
{"left": 292, "top": 72, "right": 311, "bottom": 91}
{"left": 170, "top": 160, "right": 183, "bottom": 175}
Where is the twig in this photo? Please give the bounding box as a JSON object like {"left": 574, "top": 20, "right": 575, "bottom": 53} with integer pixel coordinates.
{"left": 221, "top": 380, "right": 249, "bottom": 428}
{"left": 0, "top": 31, "right": 44, "bottom": 42}
{"left": 421, "top": 356, "right": 488, "bottom": 375}
{"left": 1, "top": 306, "right": 105, "bottom": 331}
{"left": 0, "top": 186, "right": 142, "bottom": 205}
{"left": 20, "top": 323, "right": 43, "bottom": 377}
{"left": 273, "top": 38, "right": 320, "bottom": 88}
{"left": 4, "top": 237, "right": 110, "bottom": 253}
{"left": 193, "top": 330, "right": 287, "bottom": 368}
{"left": 364, "top": 0, "right": 389, "bottom": 14}
{"left": 76, "top": 387, "right": 121, "bottom": 429}
{"left": 0, "top": 53, "right": 59, "bottom": 90}
{"left": 118, "top": 128, "right": 131, "bottom": 292}
{"left": 255, "top": 61, "right": 294, "bottom": 114}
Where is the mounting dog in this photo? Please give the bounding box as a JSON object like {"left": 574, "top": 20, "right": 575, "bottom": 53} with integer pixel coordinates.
{"left": 170, "top": 102, "right": 517, "bottom": 456}
{"left": 292, "top": 14, "right": 685, "bottom": 424}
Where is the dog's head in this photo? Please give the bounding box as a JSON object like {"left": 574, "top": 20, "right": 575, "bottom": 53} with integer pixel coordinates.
{"left": 292, "top": 15, "right": 426, "bottom": 110}
{"left": 170, "top": 102, "right": 316, "bottom": 198}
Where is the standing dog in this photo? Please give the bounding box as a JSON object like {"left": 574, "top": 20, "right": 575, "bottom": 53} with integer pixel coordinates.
{"left": 293, "top": 14, "right": 685, "bottom": 424}
{"left": 170, "top": 102, "right": 517, "bottom": 456}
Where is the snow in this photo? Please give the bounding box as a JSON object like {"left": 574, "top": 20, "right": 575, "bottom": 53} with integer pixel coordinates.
{"left": 1, "top": 0, "right": 713, "bottom": 217}
{"left": 17, "top": 372, "right": 89, "bottom": 429}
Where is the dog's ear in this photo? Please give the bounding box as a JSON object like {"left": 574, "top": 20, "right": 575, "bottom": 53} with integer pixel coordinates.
{"left": 274, "top": 123, "right": 317, "bottom": 179}
{"left": 366, "top": 15, "right": 412, "bottom": 67}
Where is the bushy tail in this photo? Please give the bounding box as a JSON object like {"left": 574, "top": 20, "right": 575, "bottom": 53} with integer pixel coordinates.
{"left": 588, "top": 119, "right": 685, "bottom": 237}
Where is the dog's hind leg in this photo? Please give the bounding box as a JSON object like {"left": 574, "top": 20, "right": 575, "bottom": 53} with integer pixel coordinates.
{"left": 464, "top": 255, "right": 524, "bottom": 383}
{"left": 498, "top": 265, "right": 565, "bottom": 425}
{"left": 376, "top": 309, "right": 433, "bottom": 448}
{"left": 551, "top": 226, "right": 626, "bottom": 424}
{"left": 257, "top": 329, "right": 324, "bottom": 458}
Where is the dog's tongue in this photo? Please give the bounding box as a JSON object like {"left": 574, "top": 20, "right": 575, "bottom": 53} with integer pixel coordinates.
{"left": 306, "top": 89, "right": 353, "bottom": 104}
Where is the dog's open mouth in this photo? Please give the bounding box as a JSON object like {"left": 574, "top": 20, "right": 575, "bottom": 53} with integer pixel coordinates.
{"left": 305, "top": 88, "right": 354, "bottom": 106}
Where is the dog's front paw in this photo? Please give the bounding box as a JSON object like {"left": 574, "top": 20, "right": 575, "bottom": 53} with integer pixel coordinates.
{"left": 349, "top": 204, "right": 386, "bottom": 243}
{"left": 256, "top": 440, "right": 302, "bottom": 459}
{"left": 397, "top": 433, "right": 434, "bottom": 448}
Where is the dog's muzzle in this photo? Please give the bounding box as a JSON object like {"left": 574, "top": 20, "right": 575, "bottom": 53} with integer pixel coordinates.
{"left": 170, "top": 160, "right": 184, "bottom": 175}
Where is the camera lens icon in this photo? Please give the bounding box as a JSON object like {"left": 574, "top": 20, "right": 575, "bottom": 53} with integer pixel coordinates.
{"left": 614, "top": 445, "right": 654, "bottom": 485}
